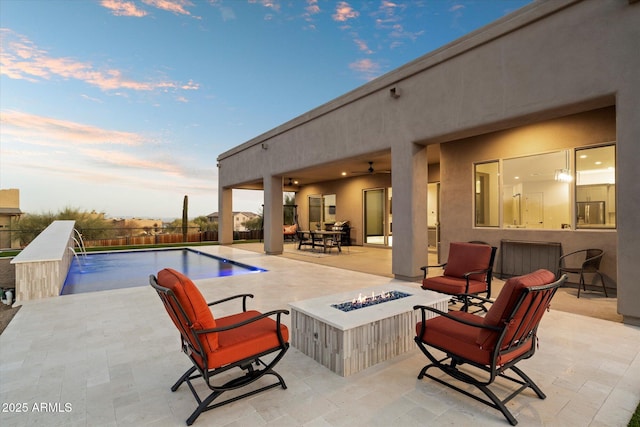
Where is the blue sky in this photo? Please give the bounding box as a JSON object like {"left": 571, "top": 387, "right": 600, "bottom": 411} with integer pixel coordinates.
{"left": 1, "top": 0, "right": 531, "bottom": 219}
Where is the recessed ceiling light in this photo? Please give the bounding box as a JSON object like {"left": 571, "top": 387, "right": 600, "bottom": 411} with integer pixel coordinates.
{"left": 341, "top": 172, "right": 347, "bottom": 176}
{"left": 580, "top": 154, "right": 587, "bottom": 159}
{"left": 514, "top": 176, "right": 520, "bottom": 180}
{"left": 595, "top": 161, "right": 602, "bottom": 165}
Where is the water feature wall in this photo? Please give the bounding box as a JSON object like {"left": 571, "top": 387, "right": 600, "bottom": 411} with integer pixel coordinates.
{"left": 10, "top": 220, "right": 76, "bottom": 302}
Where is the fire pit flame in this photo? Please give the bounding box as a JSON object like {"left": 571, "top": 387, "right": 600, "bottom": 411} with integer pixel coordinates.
{"left": 332, "top": 290, "right": 412, "bottom": 312}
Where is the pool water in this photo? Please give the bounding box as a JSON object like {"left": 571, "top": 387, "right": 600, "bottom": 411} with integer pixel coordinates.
{"left": 61, "top": 248, "right": 265, "bottom": 295}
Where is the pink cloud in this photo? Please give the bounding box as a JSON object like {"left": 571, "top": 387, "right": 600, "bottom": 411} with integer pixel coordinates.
{"left": 306, "top": 0, "right": 320, "bottom": 15}
{"left": 373, "top": 1, "right": 422, "bottom": 46}
{"left": 79, "top": 147, "right": 182, "bottom": 175}
{"left": 142, "top": 0, "right": 195, "bottom": 16}
{"left": 100, "top": 0, "right": 148, "bottom": 17}
{"left": 349, "top": 58, "right": 381, "bottom": 81}
{"left": 1, "top": 110, "right": 146, "bottom": 147}
{"left": 354, "top": 38, "right": 373, "bottom": 54}
{"left": 0, "top": 29, "right": 198, "bottom": 93}
{"left": 333, "top": 1, "right": 359, "bottom": 22}
{"left": 249, "top": 0, "right": 281, "bottom": 12}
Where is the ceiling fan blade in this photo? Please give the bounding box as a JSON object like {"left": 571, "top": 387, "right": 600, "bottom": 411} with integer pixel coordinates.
{"left": 351, "top": 161, "right": 376, "bottom": 175}
{"left": 350, "top": 161, "right": 391, "bottom": 175}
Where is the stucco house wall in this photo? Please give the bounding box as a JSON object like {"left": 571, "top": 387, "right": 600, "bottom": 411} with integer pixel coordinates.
{"left": 294, "top": 173, "right": 392, "bottom": 246}
{"left": 217, "top": 0, "right": 640, "bottom": 324}
{"left": 439, "top": 107, "right": 617, "bottom": 281}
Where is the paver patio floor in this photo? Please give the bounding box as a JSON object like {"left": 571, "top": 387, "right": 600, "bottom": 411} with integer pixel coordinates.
{"left": 1, "top": 245, "right": 638, "bottom": 426}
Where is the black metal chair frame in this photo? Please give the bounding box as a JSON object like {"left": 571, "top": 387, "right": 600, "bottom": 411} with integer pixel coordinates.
{"left": 557, "top": 248, "right": 606, "bottom": 298}
{"left": 150, "top": 275, "right": 290, "bottom": 425}
{"left": 420, "top": 245, "right": 497, "bottom": 313}
{"left": 414, "top": 275, "right": 566, "bottom": 426}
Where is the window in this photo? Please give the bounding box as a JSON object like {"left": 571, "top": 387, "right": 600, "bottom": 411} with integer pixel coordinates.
{"left": 475, "top": 145, "right": 616, "bottom": 230}
{"left": 308, "top": 194, "right": 336, "bottom": 230}
{"left": 575, "top": 144, "right": 615, "bottom": 228}
{"left": 502, "top": 151, "right": 571, "bottom": 229}
{"left": 474, "top": 162, "right": 499, "bottom": 227}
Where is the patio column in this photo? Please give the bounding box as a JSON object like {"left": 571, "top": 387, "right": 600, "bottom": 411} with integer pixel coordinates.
{"left": 391, "top": 143, "right": 429, "bottom": 281}
{"left": 218, "top": 187, "right": 233, "bottom": 245}
{"left": 617, "top": 88, "right": 640, "bottom": 326}
{"left": 263, "top": 175, "right": 284, "bottom": 255}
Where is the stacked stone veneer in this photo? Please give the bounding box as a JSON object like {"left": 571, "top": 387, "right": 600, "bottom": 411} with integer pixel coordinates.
{"left": 11, "top": 221, "right": 75, "bottom": 302}
{"left": 290, "top": 287, "right": 448, "bottom": 376}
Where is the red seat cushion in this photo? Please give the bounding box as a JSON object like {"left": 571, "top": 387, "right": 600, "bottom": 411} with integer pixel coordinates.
{"left": 476, "top": 269, "right": 556, "bottom": 349}
{"left": 416, "top": 311, "right": 530, "bottom": 366}
{"left": 283, "top": 224, "right": 297, "bottom": 234}
{"left": 421, "top": 276, "right": 488, "bottom": 294}
{"left": 208, "top": 311, "right": 289, "bottom": 369}
{"left": 443, "top": 242, "right": 493, "bottom": 282}
{"left": 157, "top": 268, "right": 219, "bottom": 352}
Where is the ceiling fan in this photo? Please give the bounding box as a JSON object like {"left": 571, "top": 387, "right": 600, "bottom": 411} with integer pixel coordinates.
{"left": 351, "top": 161, "right": 391, "bottom": 175}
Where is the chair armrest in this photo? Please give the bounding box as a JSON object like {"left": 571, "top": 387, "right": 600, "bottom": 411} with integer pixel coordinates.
{"left": 196, "top": 309, "right": 290, "bottom": 345}
{"left": 208, "top": 294, "right": 254, "bottom": 312}
{"left": 457, "top": 293, "right": 495, "bottom": 304}
{"left": 413, "top": 304, "right": 501, "bottom": 339}
{"left": 462, "top": 268, "right": 490, "bottom": 279}
{"left": 420, "top": 263, "right": 447, "bottom": 279}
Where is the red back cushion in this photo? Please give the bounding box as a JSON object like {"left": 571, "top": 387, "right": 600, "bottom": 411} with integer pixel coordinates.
{"left": 476, "top": 269, "right": 555, "bottom": 349}
{"left": 444, "top": 242, "right": 493, "bottom": 282}
{"left": 157, "top": 268, "right": 218, "bottom": 352}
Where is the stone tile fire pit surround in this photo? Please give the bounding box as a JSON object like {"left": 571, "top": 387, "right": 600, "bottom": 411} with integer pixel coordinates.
{"left": 289, "top": 283, "right": 449, "bottom": 376}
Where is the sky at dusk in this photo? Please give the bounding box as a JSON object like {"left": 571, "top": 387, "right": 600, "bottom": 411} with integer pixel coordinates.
{"left": 1, "top": 0, "right": 531, "bottom": 220}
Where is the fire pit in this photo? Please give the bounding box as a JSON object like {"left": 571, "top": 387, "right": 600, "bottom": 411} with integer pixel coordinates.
{"left": 331, "top": 290, "right": 411, "bottom": 312}
{"left": 289, "top": 284, "right": 449, "bottom": 376}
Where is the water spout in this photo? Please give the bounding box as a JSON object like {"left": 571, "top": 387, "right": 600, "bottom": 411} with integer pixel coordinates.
{"left": 73, "top": 229, "right": 87, "bottom": 257}
{"left": 73, "top": 237, "right": 87, "bottom": 258}
{"left": 68, "top": 247, "right": 83, "bottom": 267}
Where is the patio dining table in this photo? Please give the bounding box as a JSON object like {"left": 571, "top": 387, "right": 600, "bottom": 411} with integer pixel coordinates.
{"left": 298, "top": 230, "right": 343, "bottom": 253}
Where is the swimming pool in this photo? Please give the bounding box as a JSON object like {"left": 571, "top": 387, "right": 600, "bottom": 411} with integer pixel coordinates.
{"left": 61, "top": 248, "right": 265, "bottom": 295}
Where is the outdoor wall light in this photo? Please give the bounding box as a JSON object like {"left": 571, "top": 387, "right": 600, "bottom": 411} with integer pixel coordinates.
{"left": 389, "top": 87, "right": 400, "bottom": 99}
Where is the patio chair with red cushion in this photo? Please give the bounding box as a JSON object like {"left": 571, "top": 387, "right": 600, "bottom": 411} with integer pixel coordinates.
{"left": 150, "top": 268, "right": 290, "bottom": 425}
{"left": 421, "top": 241, "right": 497, "bottom": 312}
{"left": 414, "top": 269, "right": 566, "bottom": 425}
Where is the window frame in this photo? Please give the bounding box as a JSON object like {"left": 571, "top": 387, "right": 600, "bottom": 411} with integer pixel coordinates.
{"left": 473, "top": 143, "right": 616, "bottom": 231}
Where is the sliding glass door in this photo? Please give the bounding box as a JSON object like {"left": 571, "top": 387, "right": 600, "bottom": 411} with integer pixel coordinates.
{"left": 364, "top": 188, "right": 391, "bottom": 246}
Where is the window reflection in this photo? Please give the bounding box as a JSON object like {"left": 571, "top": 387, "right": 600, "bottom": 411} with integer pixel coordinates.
{"left": 474, "top": 146, "right": 616, "bottom": 230}
{"left": 575, "top": 145, "right": 615, "bottom": 228}
{"left": 474, "top": 162, "right": 499, "bottom": 227}
{"left": 501, "top": 151, "right": 572, "bottom": 229}
{"left": 308, "top": 194, "right": 337, "bottom": 230}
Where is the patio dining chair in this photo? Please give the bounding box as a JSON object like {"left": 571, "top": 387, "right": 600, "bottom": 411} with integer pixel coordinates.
{"left": 414, "top": 269, "right": 567, "bottom": 425}
{"left": 421, "top": 241, "right": 497, "bottom": 312}
{"left": 150, "top": 268, "right": 289, "bottom": 425}
{"left": 557, "top": 248, "right": 607, "bottom": 298}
